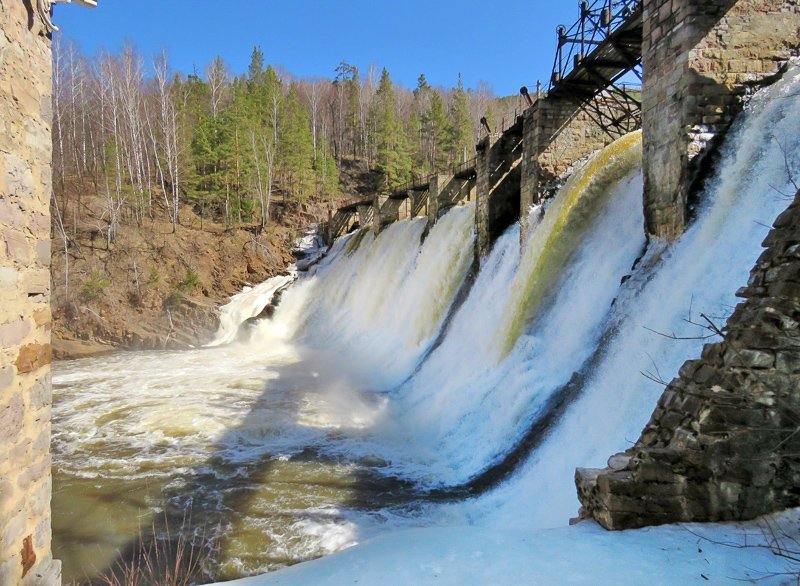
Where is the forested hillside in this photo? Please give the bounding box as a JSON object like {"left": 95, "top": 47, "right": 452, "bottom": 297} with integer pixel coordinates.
{"left": 51, "top": 40, "right": 521, "bottom": 356}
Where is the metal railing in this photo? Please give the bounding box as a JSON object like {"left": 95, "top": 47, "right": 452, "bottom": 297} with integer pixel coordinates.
{"left": 452, "top": 156, "right": 478, "bottom": 177}
{"left": 338, "top": 194, "right": 375, "bottom": 209}
{"left": 336, "top": 159, "right": 478, "bottom": 214}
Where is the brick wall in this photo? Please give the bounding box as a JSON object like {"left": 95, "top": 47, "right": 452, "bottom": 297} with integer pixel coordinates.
{"left": 0, "top": 1, "right": 59, "bottom": 584}
{"left": 642, "top": 0, "right": 800, "bottom": 239}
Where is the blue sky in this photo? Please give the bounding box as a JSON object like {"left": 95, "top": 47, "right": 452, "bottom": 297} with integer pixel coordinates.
{"left": 53, "top": 1, "right": 577, "bottom": 96}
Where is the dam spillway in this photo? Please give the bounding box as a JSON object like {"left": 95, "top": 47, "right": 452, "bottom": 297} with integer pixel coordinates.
{"left": 50, "top": 61, "right": 800, "bottom": 581}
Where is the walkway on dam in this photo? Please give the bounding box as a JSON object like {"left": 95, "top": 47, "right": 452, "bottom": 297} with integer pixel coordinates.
{"left": 326, "top": 0, "right": 644, "bottom": 243}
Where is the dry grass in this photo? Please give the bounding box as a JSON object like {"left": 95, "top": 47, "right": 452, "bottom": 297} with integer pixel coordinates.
{"left": 89, "top": 514, "right": 215, "bottom": 586}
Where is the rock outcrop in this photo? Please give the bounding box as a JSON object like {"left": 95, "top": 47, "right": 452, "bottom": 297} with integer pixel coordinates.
{"left": 576, "top": 189, "right": 800, "bottom": 529}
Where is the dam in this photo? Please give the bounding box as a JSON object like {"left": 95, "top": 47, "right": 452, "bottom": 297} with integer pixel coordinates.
{"left": 1, "top": 0, "right": 800, "bottom": 584}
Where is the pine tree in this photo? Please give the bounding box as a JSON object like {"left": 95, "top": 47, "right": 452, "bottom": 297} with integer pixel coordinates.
{"left": 347, "top": 67, "right": 361, "bottom": 158}
{"left": 279, "top": 84, "right": 315, "bottom": 201}
{"left": 314, "top": 133, "right": 340, "bottom": 200}
{"left": 426, "top": 91, "right": 451, "bottom": 171}
{"left": 414, "top": 73, "right": 430, "bottom": 98}
{"left": 242, "top": 56, "right": 282, "bottom": 224}
{"left": 228, "top": 78, "right": 255, "bottom": 222}
{"left": 450, "top": 73, "right": 474, "bottom": 163}
{"left": 371, "top": 68, "right": 412, "bottom": 191}
{"left": 412, "top": 74, "right": 431, "bottom": 173}
{"left": 247, "top": 46, "right": 265, "bottom": 84}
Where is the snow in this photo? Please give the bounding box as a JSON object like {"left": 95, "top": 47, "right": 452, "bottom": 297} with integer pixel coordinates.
{"left": 225, "top": 509, "right": 800, "bottom": 586}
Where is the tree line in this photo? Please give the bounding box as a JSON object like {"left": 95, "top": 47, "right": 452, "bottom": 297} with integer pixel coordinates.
{"left": 52, "top": 40, "right": 521, "bottom": 243}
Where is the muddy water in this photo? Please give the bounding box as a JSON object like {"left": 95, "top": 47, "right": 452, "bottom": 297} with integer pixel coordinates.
{"left": 51, "top": 346, "right": 414, "bottom": 582}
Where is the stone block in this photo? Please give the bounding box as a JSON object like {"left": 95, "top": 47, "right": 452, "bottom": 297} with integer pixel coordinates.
{"left": 34, "top": 240, "right": 49, "bottom": 267}
{"left": 0, "top": 393, "right": 24, "bottom": 443}
{"left": 776, "top": 351, "right": 800, "bottom": 373}
{"left": 724, "top": 347, "right": 775, "bottom": 369}
{"left": 0, "top": 366, "right": 13, "bottom": 390}
{"left": 23, "top": 269, "right": 49, "bottom": 296}
{"left": 15, "top": 456, "right": 51, "bottom": 492}
{"left": 28, "top": 375, "right": 50, "bottom": 410}
{"left": 0, "top": 558, "right": 19, "bottom": 586}
{"left": 28, "top": 477, "right": 51, "bottom": 518}
{"left": 32, "top": 308, "right": 50, "bottom": 328}
{"left": 0, "top": 318, "right": 30, "bottom": 347}
{"left": 14, "top": 344, "right": 51, "bottom": 375}
{"left": 0, "top": 266, "right": 18, "bottom": 290}
{"left": 0, "top": 509, "right": 26, "bottom": 555}
{"left": 1, "top": 153, "right": 35, "bottom": 200}
{"left": 3, "top": 231, "right": 31, "bottom": 265}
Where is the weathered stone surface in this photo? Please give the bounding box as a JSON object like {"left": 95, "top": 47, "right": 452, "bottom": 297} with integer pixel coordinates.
{"left": 28, "top": 375, "right": 51, "bottom": 410}
{"left": 0, "top": 319, "right": 31, "bottom": 347}
{"left": 577, "top": 190, "right": 800, "bottom": 529}
{"left": 0, "top": 394, "right": 25, "bottom": 443}
{"left": 642, "top": 0, "right": 800, "bottom": 239}
{"left": 14, "top": 344, "right": 51, "bottom": 374}
{"left": 0, "top": 1, "right": 57, "bottom": 583}
{"left": 476, "top": 121, "right": 523, "bottom": 259}
{"left": 520, "top": 97, "right": 619, "bottom": 245}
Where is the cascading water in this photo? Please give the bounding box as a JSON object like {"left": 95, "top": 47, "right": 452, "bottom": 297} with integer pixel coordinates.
{"left": 335, "top": 131, "right": 647, "bottom": 486}
{"left": 252, "top": 204, "right": 476, "bottom": 390}
{"left": 51, "top": 204, "right": 477, "bottom": 581}
{"left": 469, "top": 62, "right": 800, "bottom": 531}
{"left": 51, "top": 63, "right": 800, "bottom": 583}
{"left": 207, "top": 273, "right": 297, "bottom": 346}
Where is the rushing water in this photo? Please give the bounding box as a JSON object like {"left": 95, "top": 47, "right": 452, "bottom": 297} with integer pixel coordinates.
{"left": 52, "top": 63, "right": 800, "bottom": 582}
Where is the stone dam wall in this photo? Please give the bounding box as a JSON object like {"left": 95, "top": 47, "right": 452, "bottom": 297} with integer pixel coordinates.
{"left": 642, "top": 0, "right": 800, "bottom": 239}
{"left": 0, "top": 3, "right": 799, "bottom": 585}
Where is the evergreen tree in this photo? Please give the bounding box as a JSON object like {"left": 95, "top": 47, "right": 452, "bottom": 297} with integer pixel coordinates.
{"left": 413, "top": 73, "right": 430, "bottom": 98}
{"left": 314, "top": 133, "right": 340, "bottom": 199}
{"left": 279, "top": 84, "right": 315, "bottom": 200}
{"left": 371, "top": 68, "right": 412, "bottom": 191}
{"left": 412, "top": 74, "right": 431, "bottom": 173}
{"left": 228, "top": 78, "right": 256, "bottom": 222}
{"left": 450, "top": 73, "right": 474, "bottom": 163}
{"left": 347, "top": 67, "right": 361, "bottom": 158}
{"left": 52, "top": 42, "right": 510, "bottom": 238}
{"left": 247, "top": 46, "right": 265, "bottom": 84}
{"left": 426, "top": 91, "right": 450, "bottom": 171}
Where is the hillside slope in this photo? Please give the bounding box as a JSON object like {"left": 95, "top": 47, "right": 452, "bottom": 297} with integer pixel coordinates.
{"left": 50, "top": 193, "right": 325, "bottom": 359}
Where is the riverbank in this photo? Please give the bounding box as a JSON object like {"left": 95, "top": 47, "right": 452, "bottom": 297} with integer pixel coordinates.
{"left": 50, "top": 197, "right": 322, "bottom": 359}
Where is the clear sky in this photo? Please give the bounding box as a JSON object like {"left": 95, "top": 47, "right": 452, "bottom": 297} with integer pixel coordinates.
{"left": 53, "top": 0, "right": 577, "bottom": 96}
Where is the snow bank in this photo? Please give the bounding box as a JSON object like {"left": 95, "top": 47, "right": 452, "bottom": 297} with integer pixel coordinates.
{"left": 225, "top": 509, "right": 800, "bottom": 585}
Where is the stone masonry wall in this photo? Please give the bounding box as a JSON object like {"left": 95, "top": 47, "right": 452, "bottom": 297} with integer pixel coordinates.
{"left": 576, "top": 189, "right": 800, "bottom": 530}
{"left": 0, "top": 1, "right": 60, "bottom": 583}
{"left": 475, "top": 123, "right": 523, "bottom": 261}
{"left": 520, "top": 97, "right": 623, "bottom": 245}
{"left": 642, "top": 0, "right": 800, "bottom": 240}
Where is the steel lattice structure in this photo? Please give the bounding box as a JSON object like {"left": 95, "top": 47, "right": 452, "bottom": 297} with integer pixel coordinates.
{"left": 549, "top": 0, "right": 644, "bottom": 138}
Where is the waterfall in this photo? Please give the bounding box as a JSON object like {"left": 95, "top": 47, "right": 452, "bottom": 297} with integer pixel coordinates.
{"left": 207, "top": 273, "right": 297, "bottom": 346}
{"left": 499, "top": 131, "right": 643, "bottom": 356}
{"left": 358, "top": 135, "right": 646, "bottom": 486}
{"left": 468, "top": 61, "right": 800, "bottom": 530}
{"left": 51, "top": 63, "right": 800, "bottom": 582}
{"left": 253, "top": 204, "right": 477, "bottom": 390}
